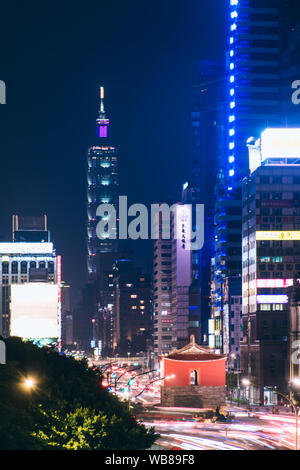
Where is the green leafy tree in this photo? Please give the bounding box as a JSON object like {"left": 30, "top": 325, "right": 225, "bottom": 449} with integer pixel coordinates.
{"left": 34, "top": 406, "right": 156, "bottom": 450}
{"left": 0, "top": 337, "right": 158, "bottom": 450}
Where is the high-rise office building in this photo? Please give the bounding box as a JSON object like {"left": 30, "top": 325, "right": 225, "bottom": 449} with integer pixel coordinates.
{"left": 210, "top": 183, "right": 243, "bottom": 354}
{"left": 288, "top": 281, "right": 300, "bottom": 384}
{"left": 153, "top": 205, "right": 192, "bottom": 362}
{"left": 210, "top": 0, "right": 283, "bottom": 354}
{"left": 12, "top": 215, "right": 49, "bottom": 242}
{"left": 226, "top": 0, "right": 281, "bottom": 180}
{"left": 61, "top": 282, "right": 73, "bottom": 348}
{"left": 0, "top": 215, "right": 61, "bottom": 343}
{"left": 242, "top": 128, "right": 300, "bottom": 403}
{"left": 112, "top": 258, "right": 152, "bottom": 355}
{"left": 222, "top": 276, "right": 242, "bottom": 365}
{"left": 87, "top": 87, "right": 118, "bottom": 277}
{"left": 281, "top": 19, "right": 300, "bottom": 125}
{"left": 96, "top": 252, "right": 116, "bottom": 355}
{"left": 188, "top": 61, "right": 226, "bottom": 343}
{"left": 153, "top": 216, "right": 176, "bottom": 361}
{"left": 84, "top": 87, "right": 119, "bottom": 353}
{"left": 171, "top": 205, "right": 192, "bottom": 349}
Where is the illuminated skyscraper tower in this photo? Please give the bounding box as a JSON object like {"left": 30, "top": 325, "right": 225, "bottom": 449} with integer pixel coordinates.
{"left": 210, "top": 0, "right": 282, "bottom": 354}
{"left": 226, "top": 0, "right": 281, "bottom": 181}
{"left": 87, "top": 87, "right": 118, "bottom": 277}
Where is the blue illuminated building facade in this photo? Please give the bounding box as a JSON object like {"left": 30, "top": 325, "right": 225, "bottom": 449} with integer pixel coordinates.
{"left": 187, "top": 60, "right": 226, "bottom": 344}
{"left": 210, "top": 0, "right": 282, "bottom": 354}
{"left": 281, "top": 20, "right": 300, "bottom": 125}
{"left": 226, "top": 0, "right": 281, "bottom": 180}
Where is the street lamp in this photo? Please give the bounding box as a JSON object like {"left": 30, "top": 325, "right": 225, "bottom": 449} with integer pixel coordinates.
{"left": 290, "top": 378, "right": 300, "bottom": 451}
{"left": 114, "top": 366, "right": 142, "bottom": 392}
{"left": 242, "top": 378, "right": 250, "bottom": 386}
{"left": 98, "top": 361, "right": 119, "bottom": 386}
{"left": 266, "top": 379, "right": 300, "bottom": 451}
{"left": 292, "top": 378, "right": 300, "bottom": 389}
{"left": 22, "top": 377, "right": 36, "bottom": 391}
{"left": 127, "top": 368, "right": 159, "bottom": 389}
{"left": 241, "top": 378, "right": 251, "bottom": 405}
{"left": 230, "top": 353, "right": 241, "bottom": 404}
{"left": 133, "top": 374, "right": 175, "bottom": 399}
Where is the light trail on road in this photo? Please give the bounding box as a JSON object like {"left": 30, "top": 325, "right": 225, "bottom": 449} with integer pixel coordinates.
{"left": 143, "top": 414, "right": 297, "bottom": 450}
{"left": 117, "top": 379, "right": 298, "bottom": 450}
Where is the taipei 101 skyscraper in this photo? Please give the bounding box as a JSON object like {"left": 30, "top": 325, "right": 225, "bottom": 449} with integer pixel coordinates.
{"left": 87, "top": 87, "right": 118, "bottom": 278}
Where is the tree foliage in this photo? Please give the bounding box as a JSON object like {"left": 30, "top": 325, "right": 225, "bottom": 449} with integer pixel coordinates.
{"left": 0, "top": 337, "right": 157, "bottom": 450}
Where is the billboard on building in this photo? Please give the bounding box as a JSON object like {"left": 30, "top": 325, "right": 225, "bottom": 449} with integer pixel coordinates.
{"left": 0, "top": 242, "right": 53, "bottom": 254}
{"left": 10, "top": 283, "right": 59, "bottom": 339}
{"left": 175, "top": 204, "right": 192, "bottom": 285}
{"left": 261, "top": 128, "right": 300, "bottom": 160}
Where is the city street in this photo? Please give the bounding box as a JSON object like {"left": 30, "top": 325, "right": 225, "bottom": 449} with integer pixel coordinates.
{"left": 102, "top": 363, "right": 300, "bottom": 450}
{"left": 143, "top": 409, "right": 298, "bottom": 450}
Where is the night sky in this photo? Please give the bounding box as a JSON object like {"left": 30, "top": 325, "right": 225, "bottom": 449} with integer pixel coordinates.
{"left": 0, "top": 0, "right": 226, "bottom": 300}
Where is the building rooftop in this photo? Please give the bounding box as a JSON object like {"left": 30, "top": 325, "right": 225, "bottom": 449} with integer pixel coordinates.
{"left": 163, "top": 335, "right": 226, "bottom": 362}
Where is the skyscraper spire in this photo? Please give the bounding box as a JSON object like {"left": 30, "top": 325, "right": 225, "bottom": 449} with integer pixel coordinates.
{"left": 96, "top": 85, "right": 109, "bottom": 138}
{"left": 99, "top": 86, "right": 105, "bottom": 117}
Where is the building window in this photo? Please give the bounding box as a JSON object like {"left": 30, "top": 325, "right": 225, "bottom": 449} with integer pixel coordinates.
{"left": 11, "top": 262, "right": 18, "bottom": 274}
{"left": 273, "top": 304, "right": 283, "bottom": 311}
{"left": 48, "top": 261, "right": 54, "bottom": 274}
{"left": 21, "top": 261, "right": 27, "bottom": 274}
{"left": 2, "top": 262, "right": 9, "bottom": 274}
{"left": 260, "top": 304, "right": 271, "bottom": 311}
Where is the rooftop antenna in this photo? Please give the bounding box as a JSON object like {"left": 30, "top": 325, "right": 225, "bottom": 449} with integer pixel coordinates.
{"left": 99, "top": 86, "right": 105, "bottom": 117}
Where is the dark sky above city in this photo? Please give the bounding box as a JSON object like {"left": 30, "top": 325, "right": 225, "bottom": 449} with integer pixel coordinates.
{"left": 0, "top": 0, "right": 226, "bottom": 299}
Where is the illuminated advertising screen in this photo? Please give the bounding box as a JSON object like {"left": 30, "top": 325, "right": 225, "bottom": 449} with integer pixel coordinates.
{"left": 256, "top": 294, "right": 288, "bottom": 304}
{"left": 256, "top": 279, "right": 293, "bottom": 288}
{"left": 261, "top": 128, "right": 300, "bottom": 160}
{"left": 256, "top": 231, "right": 300, "bottom": 241}
{"left": 0, "top": 242, "right": 53, "bottom": 254}
{"left": 10, "top": 283, "right": 59, "bottom": 339}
